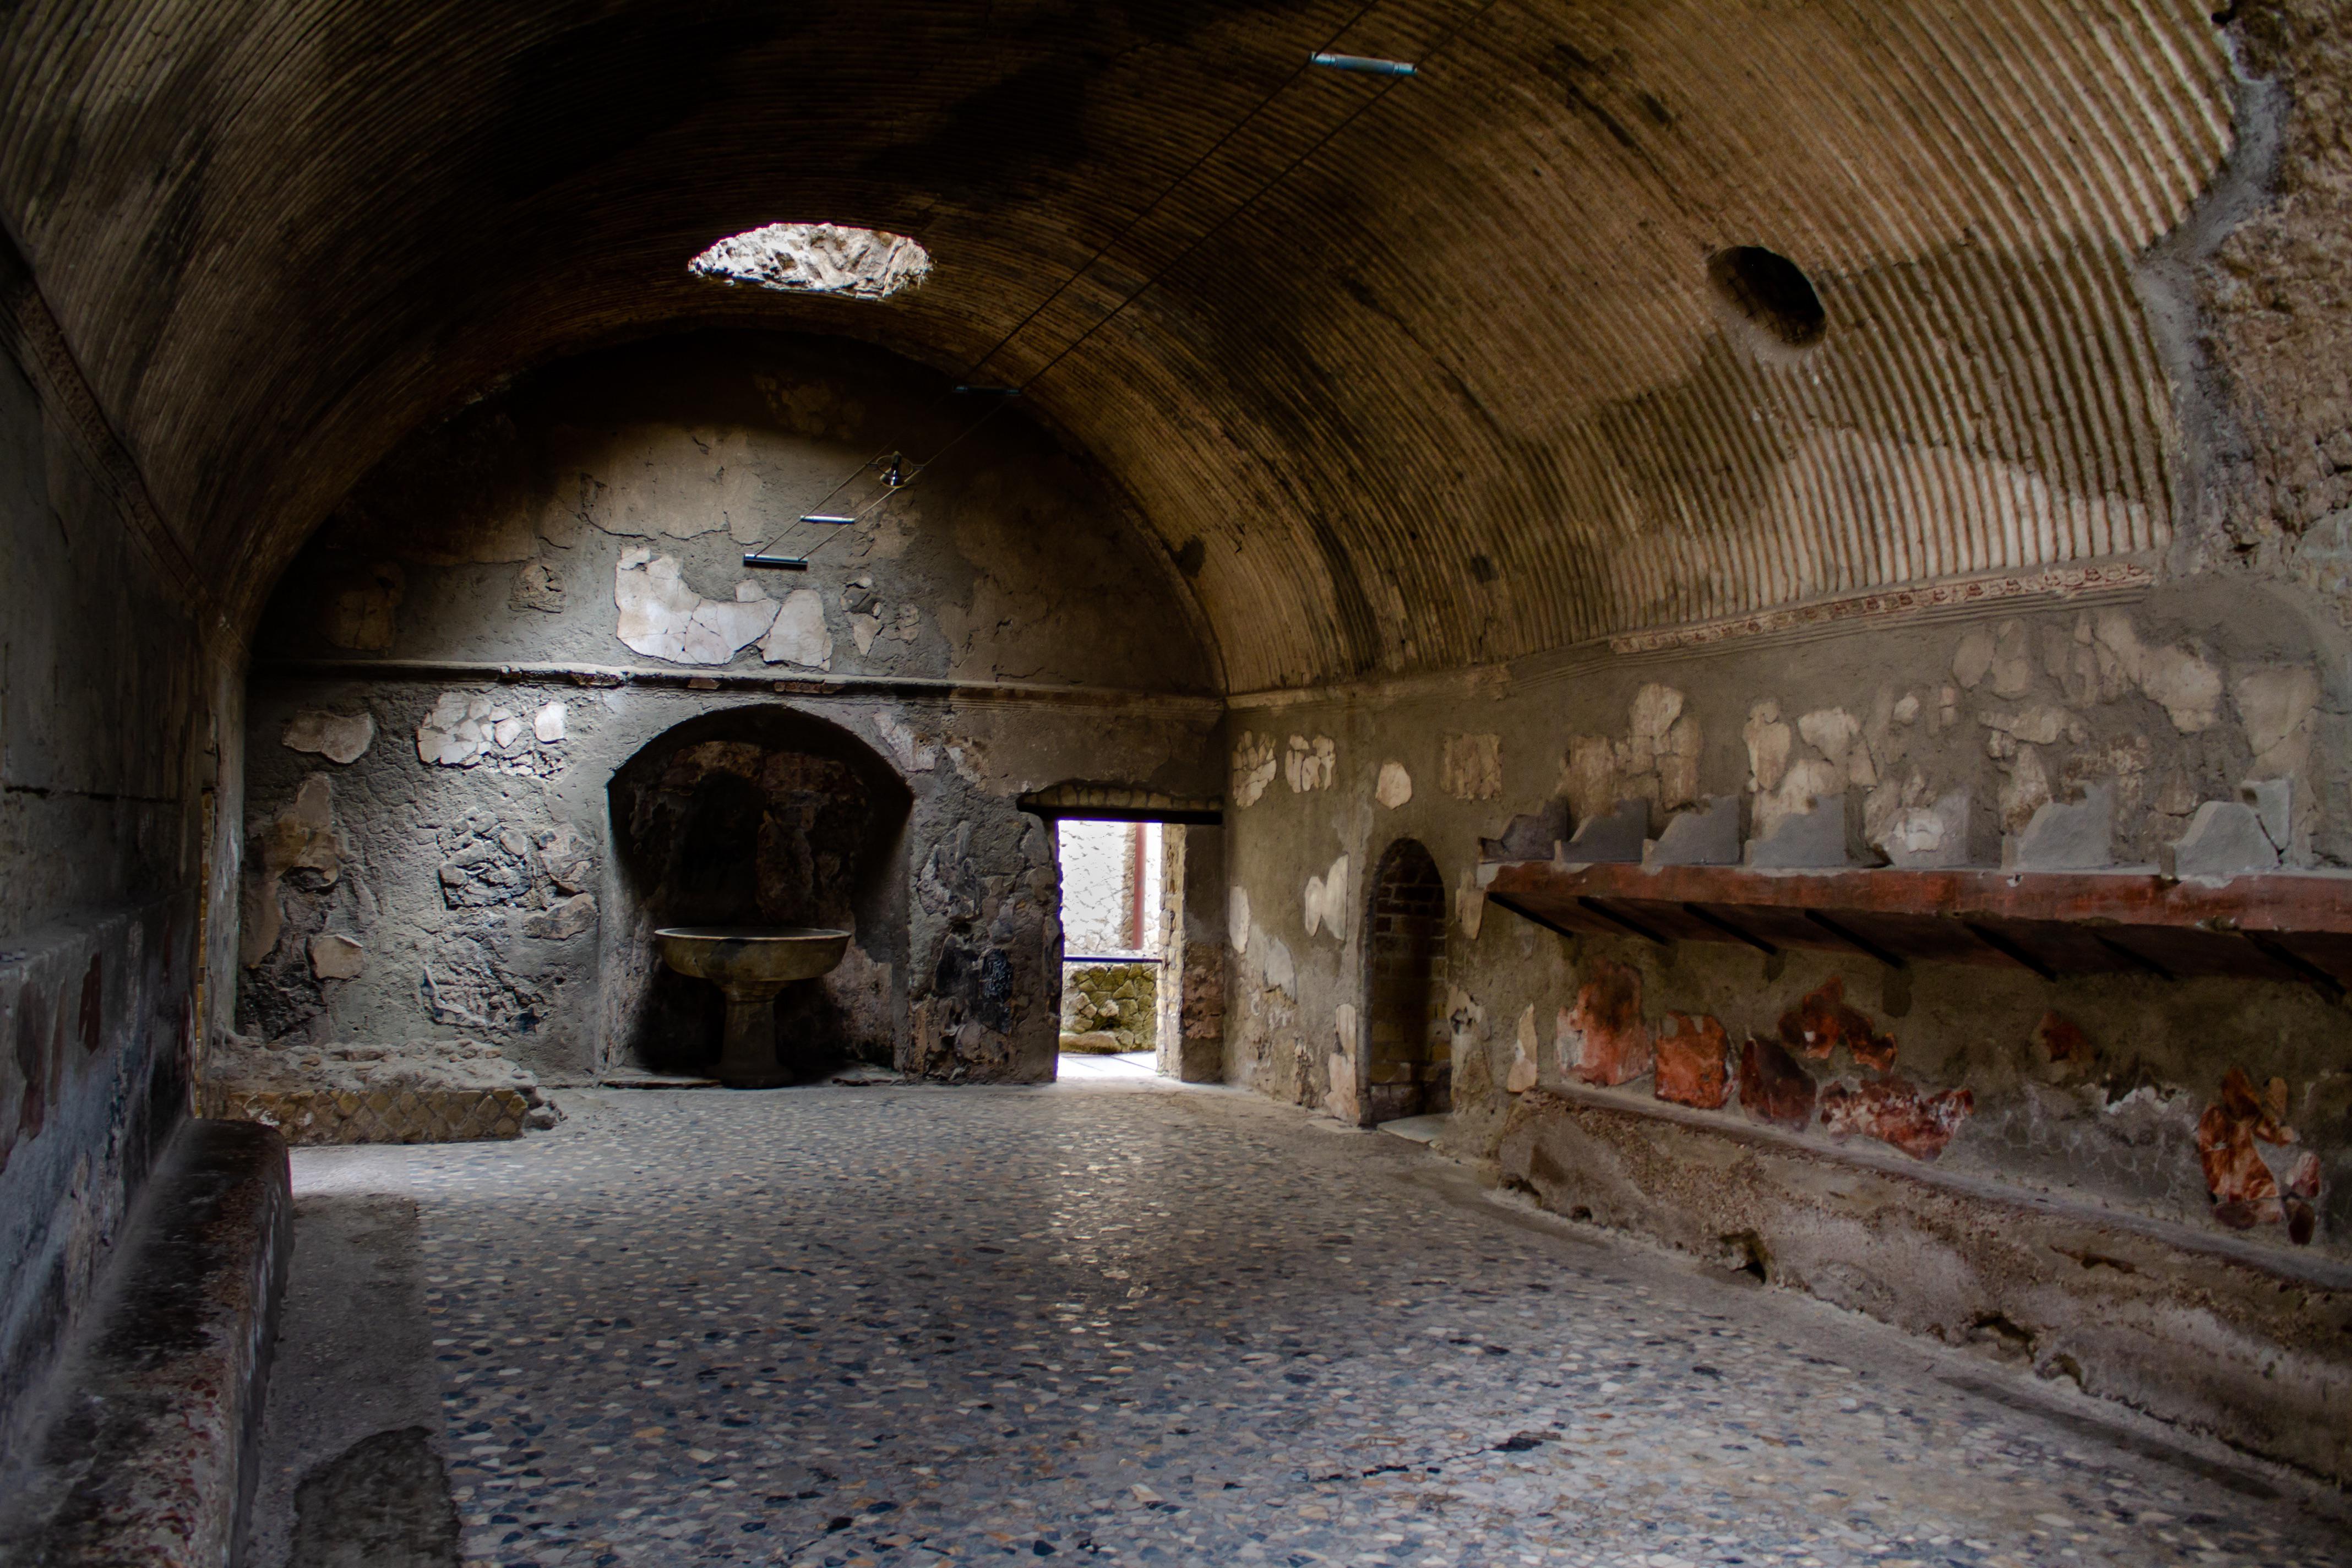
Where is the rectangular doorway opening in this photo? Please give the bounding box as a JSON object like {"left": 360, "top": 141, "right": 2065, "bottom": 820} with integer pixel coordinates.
{"left": 1055, "top": 818, "right": 1166, "bottom": 1081}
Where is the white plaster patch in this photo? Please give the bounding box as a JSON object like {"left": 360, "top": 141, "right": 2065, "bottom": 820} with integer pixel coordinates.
{"left": 282, "top": 709, "right": 375, "bottom": 765}
{"left": 1228, "top": 886, "right": 1251, "bottom": 952}
{"left": 307, "top": 933, "right": 364, "bottom": 981}
{"left": 1456, "top": 873, "right": 1485, "bottom": 940}
{"left": 1743, "top": 700, "right": 1792, "bottom": 793}
{"left": 760, "top": 587, "right": 835, "bottom": 670}
{"left": 1230, "top": 733, "right": 1278, "bottom": 807}
{"left": 1798, "top": 707, "right": 1875, "bottom": 787}
{"left": 417, "top": 692, "right": 526, "bottom": 767}
{"left": 1375, "top": 761, "right": 1413, "bottom": 809}
{"left": 1302, "top": 854, "right": 1350, "bottom": 941}
{"left": 2139, "top": 643, "right": 2224, "bottom": 732}
{"left": 1506, "top": 1006, "right": 1539, "bottom": 1094}
{"left": 1440, "top": 733, "right": 1502, "bottom": 801}
{"left": 532, "top": 702, "right": 567, "bottom": 744}
{"left": 875, "top": 712, "right": 937, "bottom": 774}
{"left": 1258, "top": 930, "right": 1295, "bottom": 995}
{"left": 2231, "top": 663, "right": 2319, "bottom": 779}
{"left": 1283, "top": 734, "right": 1336, "bottom": 792}
{"left": 613, "top": 548, "right": 777, "bottom": 664}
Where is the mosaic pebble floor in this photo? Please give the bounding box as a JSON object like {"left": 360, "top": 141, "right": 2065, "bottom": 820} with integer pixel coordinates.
{"left": 289, "top": 1079, "right": 2350, "bottom": 1568}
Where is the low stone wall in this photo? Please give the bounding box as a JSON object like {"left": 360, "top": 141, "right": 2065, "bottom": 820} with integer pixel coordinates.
{"left": 202, "top": 1039, "right": 559, "bottom": 1145}
{"left": 1495, "top": 1087, "right": 2352, "bottom": 1484}
{"left": 1060, "top": 962, "right": 1157, "bottom": 1051}
{"left": 0, "top": 1118, "right": 292, "bottom": 1567}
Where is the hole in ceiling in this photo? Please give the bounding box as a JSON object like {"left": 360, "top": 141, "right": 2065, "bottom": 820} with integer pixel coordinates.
{"left": 689, "top": 223, "right": 932, "bottom": 300}
{"left": 1706, "top": 246, "right": 1827, "bottom": 353}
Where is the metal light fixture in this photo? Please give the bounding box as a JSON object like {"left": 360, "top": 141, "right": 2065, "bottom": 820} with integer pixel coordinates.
{"left": 742, "top": 553, "right": 810, "bottom": 571}
{"left": 1311, "top": 51, "right": 1417, "bottom": 77}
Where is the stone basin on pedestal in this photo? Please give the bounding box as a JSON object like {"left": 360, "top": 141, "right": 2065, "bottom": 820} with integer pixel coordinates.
{"left": 654, "top": 926, "right": 852, "bottom": 1088}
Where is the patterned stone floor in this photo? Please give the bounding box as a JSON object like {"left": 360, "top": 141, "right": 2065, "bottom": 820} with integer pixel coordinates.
{"left": 284, "top": 1078, "right": 2351, "bottom": 1568}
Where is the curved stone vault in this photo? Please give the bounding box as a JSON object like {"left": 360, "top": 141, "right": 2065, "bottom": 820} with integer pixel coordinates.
{"left": 0, "top": 0, "right": 2244, "bottom": 689}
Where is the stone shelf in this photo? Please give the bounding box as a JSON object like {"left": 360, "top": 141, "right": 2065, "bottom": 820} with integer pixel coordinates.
{"left": 1481, "top": 860, "right": 2352, "bottom": 995}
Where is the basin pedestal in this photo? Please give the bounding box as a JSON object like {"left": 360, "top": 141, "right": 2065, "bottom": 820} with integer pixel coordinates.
{"left": 653, "top": 927, "right": 852, "bottom": 1088}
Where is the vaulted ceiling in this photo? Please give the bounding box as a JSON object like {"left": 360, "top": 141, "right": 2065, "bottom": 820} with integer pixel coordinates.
{"left": 0, "top": 0, "right": 2236, "bottom": 691}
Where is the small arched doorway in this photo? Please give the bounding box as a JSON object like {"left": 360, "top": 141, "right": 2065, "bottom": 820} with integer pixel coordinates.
{"left": 1364, "top": 838, "right": 1449, "bottom": 1123}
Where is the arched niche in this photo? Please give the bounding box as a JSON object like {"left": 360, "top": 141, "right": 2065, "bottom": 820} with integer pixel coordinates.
{"left": 1362, "top": 837, "right": 1449, "bottom": 1123}
{"left": 601, "top": 706, "right": 912, "bottom": 1079}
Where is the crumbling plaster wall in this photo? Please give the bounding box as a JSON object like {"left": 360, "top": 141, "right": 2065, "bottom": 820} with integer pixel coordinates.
{"left": 237, "top": 333, "right": 1219, "bottom": 1084}
{"left": 0, "top": 242, "right": 231, "bottom": 1451}
{"left": 1218, "top": 582, "right": 2352, "bottom": 1472}
{"left": 1221, "top": 578, "right": 2351, "bottom": 1260}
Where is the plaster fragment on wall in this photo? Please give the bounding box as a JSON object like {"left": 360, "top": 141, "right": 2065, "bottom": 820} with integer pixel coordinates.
{"left": 1375, "top": 760, "right": 1413, "bottom": 809}
{"left": 1980, "top": 705, "right": 2084, "bottom": 747}
{"left": 532, "top": 702, "right": 567, "bottom": 744}
{"left": 522, "top": 893, "right": 598, "bottom": 941}
{"left": 1257, "top": 930, "right": 1295, "bottom": 996}
{"left": 1283, "top": 734, "right": 1336, "bottom": 792}
{"left": 2197, "top": 1067, "right": 2294, "bottom": 1230}
{"left": 1743, "top": 701, "right": 1792, "bottom": 793}
{"left": 1819, "top": 1078, "right": 1974, "bottom": 1159}
{"left": 1654, "top": 1014, "right": 1729, "bottom": 1109}
{"left": 1798, "top": 707, "right": 1874, "bottom": 787}
{"left": 1875, "top": 786, "right": 1971, "bottom": 868}
{"left": 1507, "top": 1006, "right": 1539, "bottom": 1093}
{"left": 759, "top": 588, "right": 834, "bottom": 670}
{"left": 1441, "top": 733, "right": 1502, "bottom": 801}
{"left": 1754, "top": 755, "right": 1839, "bottom": 843}
{"left": 1230, "top": 733, "right": 1277, "bottom": 806}
{"left": 1892, "top": 691, "right": 1922, "bottom": 726}
{"left": 1996, "top": 744, "right": 2053, "bottom": 834}
{"left": 1455, "top": 873, "right": 1485, "bottom": 940}
{"left": 307, "top": 933, "right": 364, "bottom": 981}
{"left": 2230, "top": 663, "right": 2320, "bottom": 779}
{"left": 1327, "top": 1003, "right": 1361, "bottom": 1123}
{"left": 1738, "top": 1033, "right": 1816, "bottom": 1131}
{"left": 242, "top": 775, "right": 342, "bottom": 967}
{"left": 1556, "top": 958, "right": 1653, "bottom": 1087}
{"left": 509, "top": 560, "right": 565, "bottom": 613}
{"left": 1778, "top": 973, "right": 1891, "bottom": 1072}
{"left": 1303, "top": 855, "right": 1350, "bottom": 941}
{"left": 1228, "top": 887, "right": 1250, "bottom": 952}
{"left": 875, "top": 712, "right": 937, "bottom": 774}
{"left": 614, "top": 549, "right": 778, "bottom": 664}
{"left": 539, "top": 824, "right": 596, "bottom": 893}
{"left": 282, "top": 709, "right": 375, "bottom": 765}
{"left": 417, "top": 692, "right": 525, "bottom": 767}
{"left": 2139, "top": 644, "right": 2224, "bottom": 732}
{"left": 1953, "top": 627, "right": 1995, "bottom": 689}
{"left": 1560, "top": 736, "right": 1617, "bottom": 824}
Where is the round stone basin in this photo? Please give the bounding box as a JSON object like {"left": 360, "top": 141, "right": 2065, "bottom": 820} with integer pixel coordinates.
{"left": 652, "top": 926, "right": 851, "bottom": 1087}
{"left": 655, "top": 925, "right": 851, "bottom": 987}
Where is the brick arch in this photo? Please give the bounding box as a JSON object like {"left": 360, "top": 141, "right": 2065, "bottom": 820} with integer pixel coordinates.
{"left": 1362, "top": 839, "right": 1449, "bottom": 1124}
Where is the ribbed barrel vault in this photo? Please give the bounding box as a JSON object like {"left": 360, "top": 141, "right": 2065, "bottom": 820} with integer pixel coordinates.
{"left": 0, "top": 0, "right": 2237, "bottom": 690}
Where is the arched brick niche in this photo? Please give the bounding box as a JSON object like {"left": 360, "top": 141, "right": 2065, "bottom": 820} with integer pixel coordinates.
{"left": 1364, "top": 839, "right": 1449, "bottom": 1124}
{"left": 604, "top": 707, "right": 911, "bottom": 1079}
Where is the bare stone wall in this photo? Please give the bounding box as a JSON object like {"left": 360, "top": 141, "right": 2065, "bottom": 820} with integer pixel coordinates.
{"left": 0, "top": 238, "right": 230, "bottom": 1454}
{"left": 236, "top": 333, "right": 1220, "bottom": 1085}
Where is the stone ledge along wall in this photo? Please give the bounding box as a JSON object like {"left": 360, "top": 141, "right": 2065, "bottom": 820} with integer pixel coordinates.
{"left": 236, "top": 331, "right": 1221, "bottom": 1087}
{"left": 0, "top": 238, "right": 236, "bottom": 1459}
